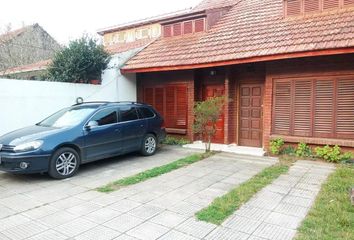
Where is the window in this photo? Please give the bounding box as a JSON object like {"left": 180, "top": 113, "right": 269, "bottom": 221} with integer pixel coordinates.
{"left": 162, "top": 18, "right": 206, "bottom": 38}
{"left": 138, "top": 107, "right": 155, "bottom": 119}
{"left": 272, "top": 77, "right": 354, "bottom": 139}
{"left": 120, "top": 107, "right": 139, "bottom": 122}
{"left": 90, "top": 108, "right": 118, "bottom": 126}
{"left": 284, "top": 0, "right": 352, "bottom": 16}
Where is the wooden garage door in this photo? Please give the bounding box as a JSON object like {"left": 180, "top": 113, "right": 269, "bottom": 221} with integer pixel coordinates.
{"left": 239, "top": 84, "right": 263, "bottom": 147}
{"left": 273, "top": 76, "right": 354, "bottom": 139}
{"left": 143, "top": 85, "right": 188, "bottom": 131}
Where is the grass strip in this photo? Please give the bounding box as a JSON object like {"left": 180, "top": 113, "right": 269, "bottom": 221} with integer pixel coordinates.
{"left": 296, "top": 165, "right": 354, "bottom": 240}
{"left": 97, "top": 152, "right": 214, "bottom": 193}
{"left": 196, "top": 164, "right": 289, "bottom": 225}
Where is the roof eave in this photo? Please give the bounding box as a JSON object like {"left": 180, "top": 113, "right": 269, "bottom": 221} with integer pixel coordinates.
{"left": 121, "top": 47, "right": 354, "bottom": 74}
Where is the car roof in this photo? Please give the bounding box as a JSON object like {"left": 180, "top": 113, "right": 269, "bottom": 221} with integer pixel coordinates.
{"left": 72, "top": 101, "right": 150, "bottom": 109}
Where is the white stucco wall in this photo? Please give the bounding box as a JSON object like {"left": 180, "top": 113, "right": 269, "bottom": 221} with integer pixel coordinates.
{"left": 0, "top": 48, "right": 139, "bottom": 136}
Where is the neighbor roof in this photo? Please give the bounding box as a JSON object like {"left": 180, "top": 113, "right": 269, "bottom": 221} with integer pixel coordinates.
{"left": 123, "top": 0, "right": 354, "bottom": 72}
{"left": 0, "top": 24, "right": 35, "bottom": 43}
{"left": 0, "top": 59, "right": 51, "bottom": 76}
{"left": 97, "top": 8, "right": 193, "bottom": 35}
{"left": 194, "top": 0, "right": 236, "bottom": 10}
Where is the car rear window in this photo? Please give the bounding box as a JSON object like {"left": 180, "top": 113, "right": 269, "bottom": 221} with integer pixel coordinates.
{"left": 120, "top": 106, "right": 139, "bottom": 122}
{"left": 138, "top": 107, "right": 155, "bottom": 119}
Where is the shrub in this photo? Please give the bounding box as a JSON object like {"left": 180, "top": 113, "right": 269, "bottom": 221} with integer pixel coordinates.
{"left": 281, "top": 146, "right": 296, "bottom": 156}
{"left": 295, "top": 142, "right": 312, "bottom": 158}
{"left": 163, "top": 136, "right": 191, "bottom": 146}
{"left": 193, "top": 96, "right": 225, "bottom": 152}
{"left": 315, "top": 145, "right": 354, "bottom": 163}
{"left": 270, "top": 138, "right": 284, "bottom": 155}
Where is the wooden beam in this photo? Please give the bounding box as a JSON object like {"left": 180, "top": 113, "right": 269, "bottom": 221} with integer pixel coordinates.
{"left": 121, "top": 47, "right": 354, "bottom": 74}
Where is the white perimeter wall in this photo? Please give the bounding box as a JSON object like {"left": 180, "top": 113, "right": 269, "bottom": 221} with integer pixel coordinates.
{"left": 0, "top": 49, "right": 139, "bottom": 136}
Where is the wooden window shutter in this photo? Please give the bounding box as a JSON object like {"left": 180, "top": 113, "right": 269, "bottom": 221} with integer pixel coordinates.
{"left": 323, "top": 0, "right": 340, "bottom": 9}
{"left": 194, "top": 18, "right": 205, "bottom": 32}
{"left": 286, "top": 0, "right": 302, "bottom": 16}
{"left": 336, "top": 78, "right": 354, "bottom": 139}
{"left": 173, "top": 23, "right": 182, "bottom": 36}
{"left": 144, "top": 88, "right": 154, "bottom": 106}
{"left": 165, "top": 86, "right": 176, "bottom": 128}
{"left": 273, "top": 80, "right": 292, "bottom": 135}
{"left": 293, "top": 80, "right": 312, "bottom": 136}
{"left": 163, "top": 25, "right": 172, "bottom": 38}
{"left": 314, "top": 80, "right": 335, "bottom": 138}
{"left": 176, "top": 86, "right": 188, "bottom": 128}
{"left": 154, "top": 88, "right": 164, "bottom": 116}
{"left": 343, "top": 0, "right": 354, "bottom": 5}
{"left": 304, "top": 0, "right": 320, "bottom": 13}
{"left": 183, "top": 21, "right": 193, "bottom": 34}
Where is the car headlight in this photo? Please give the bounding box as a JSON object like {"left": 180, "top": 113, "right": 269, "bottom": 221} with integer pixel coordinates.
{"left": 14, "top": 140, "right": 43, "bottom": 152}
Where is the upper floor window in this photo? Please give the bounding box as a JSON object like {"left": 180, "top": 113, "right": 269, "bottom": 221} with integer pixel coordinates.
{"left": 163, "top": 18, "right": 206, "bottom": 38}
{"left": 284, "top": 0, "right": 354, "bottom": 17}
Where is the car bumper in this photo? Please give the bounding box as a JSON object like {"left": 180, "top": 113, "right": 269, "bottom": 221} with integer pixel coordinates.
{"left": 0, "top": 153, "right": 51, "bottom": 174}
{"left": 158, "top": 128, "right": 167, "bottom": 143}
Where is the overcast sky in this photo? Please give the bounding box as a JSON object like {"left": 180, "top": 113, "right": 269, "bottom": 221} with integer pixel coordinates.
{"left": 0, "top": 0, "right": 202, "bottom": 44}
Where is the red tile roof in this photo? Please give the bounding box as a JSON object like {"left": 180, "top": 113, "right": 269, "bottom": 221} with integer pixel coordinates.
{"left": 123, "top": 0, "right": 354, "bottom": 72}
{"left": 0, "top": 25, "right": 31, "bottom": 43}
{"left": 0, "top": 59, "right": 51, "bottom": 75}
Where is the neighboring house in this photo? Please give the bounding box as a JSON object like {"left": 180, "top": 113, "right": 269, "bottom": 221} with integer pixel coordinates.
{"left": 0, "top": 24, "right": 61, "bottom": 71}
{"left": 97, "top": 8, "right": 194, "bottom": 102}
{"left": 117, "top": 0, "right": 354, "bottom": 150}
{"left": 0, "top": 59, "right": 51, "bottom": 80}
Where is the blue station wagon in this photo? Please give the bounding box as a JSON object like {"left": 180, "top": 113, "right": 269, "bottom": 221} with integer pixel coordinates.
{"left": 0, "top": 102, "right": 166, "bottom": 179}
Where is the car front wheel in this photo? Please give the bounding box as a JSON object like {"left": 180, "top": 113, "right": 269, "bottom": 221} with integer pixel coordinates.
{"left": 141, "top": 134, "right": 157, "bottom": 156}
{"left": 49, "top": 147, "right": 80, "bottom": 179}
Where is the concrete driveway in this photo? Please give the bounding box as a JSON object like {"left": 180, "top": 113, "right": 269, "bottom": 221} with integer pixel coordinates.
{"left": 1, "top": 145, "right": 332, "bottom": 240}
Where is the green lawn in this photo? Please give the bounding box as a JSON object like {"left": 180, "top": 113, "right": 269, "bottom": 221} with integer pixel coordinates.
{"left": 97, "top": 152, "right": 214, "bottom": 193}
{"left": 196, "top": 164, "right": 289, "bottom": 225}
{"left": 296, "top": 165, "right": 354, "bottom": 240}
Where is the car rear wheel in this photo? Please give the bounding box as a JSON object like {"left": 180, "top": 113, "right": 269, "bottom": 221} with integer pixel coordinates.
{"left": 141, "top": 134, "right": 157, "bottom": 156}
{"left": 49, "top": 147, "right": 80, "bottom": 179}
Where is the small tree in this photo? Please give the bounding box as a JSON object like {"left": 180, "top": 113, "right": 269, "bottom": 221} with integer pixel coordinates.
{"left": 47, "top": 35, "right": 110, "bottom": 83}
{"left": 193, "top": 96, "right": 225, "bottom": 152}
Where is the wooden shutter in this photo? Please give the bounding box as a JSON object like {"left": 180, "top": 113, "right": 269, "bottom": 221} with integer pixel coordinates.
{"left": 155, "top": 88, "right": 164, "bottom": 116}
{"left": 304, "top": 0, "right": 320, "bottom": 12}
{"left": 293, "top": 80, "right": 312, "bottom": 136}
{"left": 183, "top": 21, "right": 193, "bottom": 34}
{"left": 286, "top": 0, "right": 302, "bottom": 16}
{"left": 176, "top": 86, "right": 188, "bottom": 128}
{"left": 273, "top": 80, "right": 291, "bottom": 135}
{"left": 173, "top": 23, "right": 182, "bottom": 36}
{"left": 336, "top": 79, "right": 354, "bottom": 139}
{"left": 163, "top": 25, "right": 172, "bottom": 37}
{"left": 314, "top": 80, "right": 334, "bottom": 138}
{"left": 144, "top": 88, "right": 154, "bottom": 105}
{"left": 194, "top": 19, "right": 205, "bottom": 32}
{"left": 323, "top": 0, "right": 340, "bottom": 9}
{"left": 344, "top": 0, "right": 354, "bottom": 5}
{"left": 165, "top": 86, "right": 176, "bottom": 128}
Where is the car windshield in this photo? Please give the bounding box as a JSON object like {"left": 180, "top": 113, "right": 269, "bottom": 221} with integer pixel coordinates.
{"left": 37, "top": 106, "right": 97, "bottom": 128}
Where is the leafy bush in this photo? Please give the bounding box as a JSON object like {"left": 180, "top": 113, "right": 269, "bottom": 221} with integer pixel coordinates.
{"left": 281, "top": 146, "right": 296, "bottom": 156}
{"left": 163, "top": 136, "right": 191, "bottom": 146}
{"left": 315, "top": 145, "right": 354, "bottom": 163}
{"left": 270, "top": 138, "right": 284, "bottom": 155}
{"left": 295, "top": 142, "right": 312, "bottom": 158}
{"left": 193, "top": 96, "right": 225, "bottom": 152}
{"left": 47, "top": 35, "right": 110, "bottom": 83}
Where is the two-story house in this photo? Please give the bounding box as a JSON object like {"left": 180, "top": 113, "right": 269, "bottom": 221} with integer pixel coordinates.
{"left": 117, "top": 0, "right": 354, "bottom": 151}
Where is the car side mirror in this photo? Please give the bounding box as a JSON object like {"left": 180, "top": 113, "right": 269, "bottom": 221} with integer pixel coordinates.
{"left": 85, "top": 120, "right": 98, "bottom": 130}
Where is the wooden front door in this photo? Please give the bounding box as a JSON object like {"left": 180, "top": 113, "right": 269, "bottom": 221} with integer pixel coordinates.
{"left": 203, "top": 85, "right": 225, "bottom": 143}
{"left": 239, "top": 84, "right": 263, "bottom": 147}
